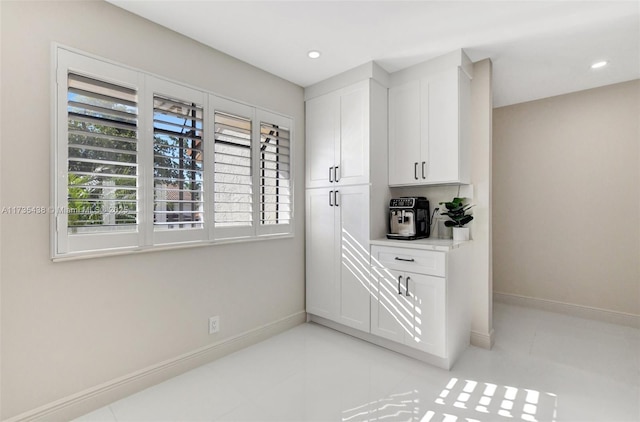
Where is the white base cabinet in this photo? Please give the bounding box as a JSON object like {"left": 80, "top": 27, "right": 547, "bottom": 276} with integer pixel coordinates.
{"left": 371, "top": 268, "right": 446, "bottom": 357}
{"left": 369, "top": 242, "right": 471, "bottom": 368}
{"left": 308, "top": 240, "right": 471, "bottom": 369}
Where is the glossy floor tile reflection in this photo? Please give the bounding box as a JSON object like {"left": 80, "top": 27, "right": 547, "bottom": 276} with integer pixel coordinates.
{"left": 76, "top": 302, "right": 640, "bottom": 422}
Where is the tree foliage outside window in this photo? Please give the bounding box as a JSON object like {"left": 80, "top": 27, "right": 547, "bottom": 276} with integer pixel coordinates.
{"left": 66, "top": 73, "right": 138, "bottom": 233}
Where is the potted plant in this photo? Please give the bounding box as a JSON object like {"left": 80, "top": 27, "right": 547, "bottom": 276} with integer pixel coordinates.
{"left": 439, "top": 197, "right": 474, "bottom": 241}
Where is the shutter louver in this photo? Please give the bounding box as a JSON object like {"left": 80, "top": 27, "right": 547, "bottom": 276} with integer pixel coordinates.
{"left": 67, "top": 73, "right": 138, "bottom": 234}
{"left": 260, "top": 122, "right": 291, "bottom": 226}
{"left": 153, "top": 95, "right": 204, "bottom": 230}
{"left": 214, "top": 111, "right": 253, "bottom": 227}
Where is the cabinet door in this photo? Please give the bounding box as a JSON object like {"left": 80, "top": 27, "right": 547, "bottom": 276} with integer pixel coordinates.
{"left": 306, "top": 93, "right": 338, "bottom": 188}
{"left": 338, "top": 82, "right": 369, "bottom": 186}
{"left": 305, "top": 188, "right": 338, "bottom": 320}
{"left": 388, "top": 80, "right": 422, "bottom": 186}
{"left": 405, "top": 272, "right": 446, "bottom": 357}
{"left": 337, "top": 185, "right": 371, "bottom": 331}
{"left": 370, "top": 267, "right": 409, "bottom": 344}
{"left": 425, "top": 70, "right": 459, "bottom": 184}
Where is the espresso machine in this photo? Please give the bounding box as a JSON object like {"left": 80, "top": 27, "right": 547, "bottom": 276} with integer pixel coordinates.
{"left": 387, "top": 197, "right": 430, "bottom": 240}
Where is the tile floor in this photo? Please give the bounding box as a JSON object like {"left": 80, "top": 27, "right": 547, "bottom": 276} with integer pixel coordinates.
{"left": 76, "top": 302, "right": 640, "bottom": 422}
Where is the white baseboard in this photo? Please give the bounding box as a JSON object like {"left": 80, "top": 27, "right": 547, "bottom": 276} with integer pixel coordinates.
{"left": 5, "top": 311, "right": 307, "bottom": 422}
{"left": 470, "top": 328, "right": 495, "bottom": 350}
{"left": 494, "top": 292, "right": 640, "bottom": 329}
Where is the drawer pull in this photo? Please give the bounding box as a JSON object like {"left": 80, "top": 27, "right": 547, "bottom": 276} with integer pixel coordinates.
{"left": 398, "top": 275, "right": 403, "bottom": 295}
{"left": 394, "top": 257, "right": 415, "bottom": 262}
{"left": 405, "top": 276, "right": 411, "bottom": 296}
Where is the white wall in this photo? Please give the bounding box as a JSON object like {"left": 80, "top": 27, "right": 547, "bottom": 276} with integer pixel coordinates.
{"left": 0, "top": 1, "right": 305, "bottom": 419}
{"left": 493, "top": 80, "right": 640, "bottom": 318}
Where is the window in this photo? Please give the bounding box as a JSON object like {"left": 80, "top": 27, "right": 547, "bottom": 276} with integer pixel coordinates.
{"left": 54, "top": 48, "right": 293, "bottom": 259}
{"left": 147, "top": 77, "right": 208, "bottom": 245}
{"left": 258, "top": 111, "right": 292, "bottom": 236}
{"left": 67, "top": 73, "right": 138, "bottom": 234}
{"left": 213, "top": 107, "right": 253, "bottom": 237}
{"left": 153, "top": 95, "right": 204, "bottom": 232}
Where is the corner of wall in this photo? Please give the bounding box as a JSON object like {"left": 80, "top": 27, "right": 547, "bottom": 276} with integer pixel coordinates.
{"left": 1, "top": 0, "right": 4, "bottom": 415}
{"left": 469, "top": 58, "right": 493, "bottom": 342}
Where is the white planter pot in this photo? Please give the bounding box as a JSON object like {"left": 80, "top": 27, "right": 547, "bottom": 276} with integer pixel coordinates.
{"left": 452, "top": 227, "right": 470, "bottom": 241}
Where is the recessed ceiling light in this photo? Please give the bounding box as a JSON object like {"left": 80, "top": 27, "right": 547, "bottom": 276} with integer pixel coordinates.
{"left": 591, "top": 61, "right": 608, "bottom": 69}
{"left": 308, "top": 50, "right": 321, "bottom": 59}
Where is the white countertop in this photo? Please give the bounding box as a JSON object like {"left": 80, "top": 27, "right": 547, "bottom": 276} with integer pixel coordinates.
{"left": 370, "top": 237, "right": 470, "bottom": 252}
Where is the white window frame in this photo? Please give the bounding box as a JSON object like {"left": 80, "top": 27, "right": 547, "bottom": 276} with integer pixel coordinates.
{"left": 52, "top": 46, "right": 294, "bottom": 260}
{"left": 210, "top": 96, "right": 256, "bottom": 241}
{"left": 54, "top": 49, "right": 146, "bottom": 256}
{"left": 256, "top": 109, "right": 294, "bottom": 237}
{"left": 147, "top": 76, "right": 208, "bottom": 246}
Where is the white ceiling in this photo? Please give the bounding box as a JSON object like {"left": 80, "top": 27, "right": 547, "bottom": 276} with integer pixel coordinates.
{"left": 107, "top": 0, "right": 639, "bottom": 107}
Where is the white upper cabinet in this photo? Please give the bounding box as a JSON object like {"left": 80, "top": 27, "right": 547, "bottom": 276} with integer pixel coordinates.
{"left": 306, "top": 93, "right": 338, "bottom": 188}
{"left": 388, "top": 50, "right": 472, "bottom": 186}
{"left": 427, "top": 69, "right": 469, "bottom": 184}
{"left": 306, "top": 80, "right": 370, "bottom": 188}
{"left": 388, "top": 80, "right": 422, "bottom": 185}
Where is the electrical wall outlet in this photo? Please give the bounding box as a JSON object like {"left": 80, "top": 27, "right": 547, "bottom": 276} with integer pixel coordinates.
{"left": 208, "top": 316, "right": 220, "bottom": 334}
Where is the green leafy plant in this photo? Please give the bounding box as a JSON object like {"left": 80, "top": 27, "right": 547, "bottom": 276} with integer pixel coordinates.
{"left": 439, "top": 197, "right": 474, "bottom": 227}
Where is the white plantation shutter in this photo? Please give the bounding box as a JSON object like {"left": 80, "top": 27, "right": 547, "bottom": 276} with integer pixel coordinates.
{"left": 55, "top": 49, "right": 143, "bottom": 256}
{"left": 67, "top": 73, "right": 139, "bottom": 233}
{"left": 54, "top": 48, "right": 294, "bottom": 259}
{"left": 147, "top": 77, "right": 207, "bottom": 245}
{"left": 212, "top": 98, "right": 255, "bottom": 239}
{"left": 153, "top": 95, "right": 204, "bottom": 231}
{"left": 257, "top": 110, "right": 293, "bottom": 236}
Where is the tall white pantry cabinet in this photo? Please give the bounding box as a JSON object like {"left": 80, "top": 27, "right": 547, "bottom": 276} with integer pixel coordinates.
{"left": 305, "top": 51, "right": 472, "bottom": 369}
{"left": 305, "top": 65, "right": 390, "bottom": 333}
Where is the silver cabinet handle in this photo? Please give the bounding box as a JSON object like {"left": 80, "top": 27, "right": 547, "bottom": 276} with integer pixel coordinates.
{"left": 334, "top": 190, "right": 339, "bottom": 207}
{"left": 405, "top": 276, "right": 411, "bottom": 296}
{"left": 329, "top": 190, "right": 333, "bottom": 207}
{"left": 329, "top": 166, "right": 334, "bottom": 183}
{"left": 394, "top": 257, "right": 415, "bottom": 262}
{"left": 414, "top": 162, "right": 418, "bottom": 180}
{"left": 422, "top": 161, "right": 426, "bottom": 179}
{"left": 335, "top": 166, "right": 340, "bottom": 182}
{"left": 398, "top": 275, "right": 403, "bottom": 295}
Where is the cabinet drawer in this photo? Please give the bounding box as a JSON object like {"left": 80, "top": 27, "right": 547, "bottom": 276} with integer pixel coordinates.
{"left": 371, "top": 245, "right": 445, "bottom": 277}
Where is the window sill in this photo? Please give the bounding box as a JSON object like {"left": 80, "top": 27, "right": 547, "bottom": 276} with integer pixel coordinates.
{"left": 51, "top": 232, "right": 295, "bottom": 262}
